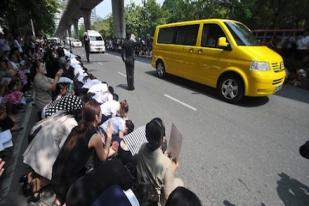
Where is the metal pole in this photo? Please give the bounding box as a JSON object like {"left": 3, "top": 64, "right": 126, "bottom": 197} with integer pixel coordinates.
{"left": 69, "top": 38, "right": 72, "bottom": 53}
{"left": 30, "top": 19, "right": 36, "bottom": 38}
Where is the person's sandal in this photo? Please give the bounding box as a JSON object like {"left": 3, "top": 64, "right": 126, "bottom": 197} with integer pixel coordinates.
{"left": 27, "top": 178, "right": 41, "bottom": 203}
{"left": 52, "top": 198, "right": 62, "bottom": 206}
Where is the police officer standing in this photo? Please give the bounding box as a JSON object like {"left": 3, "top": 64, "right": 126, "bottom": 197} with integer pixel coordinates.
{"left": 83, "top": 32, "right": 90, "bottom": 62}
{"left": 121, "top": 33, "right": 135, "bottom": 90}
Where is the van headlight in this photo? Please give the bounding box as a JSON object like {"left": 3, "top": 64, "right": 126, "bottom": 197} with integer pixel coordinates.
{"left": 249, "top": 61, "right": 269, "bottom": 71}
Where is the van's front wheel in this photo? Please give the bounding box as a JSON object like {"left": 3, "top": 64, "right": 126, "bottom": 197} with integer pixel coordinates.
{"left": 218, "top": 75, "right": 244, "bottom": 103}
{"left": 156, "top": 61, "right": 166, "bottom": 78}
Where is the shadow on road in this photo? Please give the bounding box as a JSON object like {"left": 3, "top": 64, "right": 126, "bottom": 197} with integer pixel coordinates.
{"left": 145, "top": 71, "right": 269, "bottom": 107}
{"left": 107, "top": 51, "right": 151, "bottom": 64}
{"left": 116, "top": 84, "right": 129, "bottom": 91}
{"left": 223, "top": 200, "right": 236, "bottom": 206}
{"left": 276, "top": 172, "right": 309, "bottom": 206}
{"left": 223, "top": 200, "right": 266, "bottom": 206}
{"left": 275, "top": 85, "right": 309, "bottom": 105}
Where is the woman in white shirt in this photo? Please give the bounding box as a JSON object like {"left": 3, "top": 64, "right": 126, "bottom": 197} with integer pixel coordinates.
{"left": 100, "top": 99, "right": 128, "bottom": 124}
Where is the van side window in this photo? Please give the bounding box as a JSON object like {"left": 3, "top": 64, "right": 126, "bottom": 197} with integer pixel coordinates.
{"left": 158, "top": 27, "right": 176, "bottom": 44}
{"left": 175, "top": 25, "right": 199, "bottom": 46}
{"left": 202, "top": 24, "right": 227, "bottom": 48}
{"left": 90, "top": 36, "right": 103, "bottom": 41}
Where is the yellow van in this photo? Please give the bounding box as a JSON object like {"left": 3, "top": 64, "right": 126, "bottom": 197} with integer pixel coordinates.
{"left": 151, "top": 19, "right": 286, "bottom": 103}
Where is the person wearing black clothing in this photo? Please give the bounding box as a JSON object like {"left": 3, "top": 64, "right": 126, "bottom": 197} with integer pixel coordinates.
{"left": 83, "top": 33, "right": 90, "bottom": 63}
{"left": 51, "top": 100, "right": 113, "bottom": 205}
{"left": 121, "top": 33, "right": 135, "bottom": 90}
{"left": 65, "top": 159, "right": 134, "bottom": 206}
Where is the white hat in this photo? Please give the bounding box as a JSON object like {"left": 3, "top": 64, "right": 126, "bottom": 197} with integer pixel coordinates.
{"left": 88, "top": 82, "right": 108, "bottom": 93}
{"left": 58, "top": 77, "right": 73, "bottom": 84}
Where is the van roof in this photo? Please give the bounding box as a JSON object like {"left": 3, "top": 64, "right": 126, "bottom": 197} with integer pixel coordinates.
{"left": 157, "top": 18, "right": 239, "bottom": 28}
{"left": 87, "top": 30, "right": 101, "bottom": 34}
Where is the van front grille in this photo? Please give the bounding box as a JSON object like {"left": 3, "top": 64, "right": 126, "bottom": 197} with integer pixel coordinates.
{"left": 272, "top": 78, "right": 283, "bottom": 85}
{"left": 272, "top": 61, "right": 285, "bottom": 72}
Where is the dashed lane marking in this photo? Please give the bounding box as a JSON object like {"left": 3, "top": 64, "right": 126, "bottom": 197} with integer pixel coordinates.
{"left": 164, "top": 94, "right": 197, "bottom": 111}
{"left": 118, "top": 72, "right": 126, "bottom": 77}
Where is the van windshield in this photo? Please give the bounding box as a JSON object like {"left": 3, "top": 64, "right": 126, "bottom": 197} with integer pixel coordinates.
{"left": 90, "top": 36, "right": 103, "bottom": 41}
{"left": 224, "top": 21, "right": 259, "bottom": 46}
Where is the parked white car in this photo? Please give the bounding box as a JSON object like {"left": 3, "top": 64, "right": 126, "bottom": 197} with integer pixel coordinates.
{"left": 71, "top": 39, "right": 82, "bottom": 47}
{"left": 47, "top": 37, "right": 61, "bottom": 45}
{"left": 87, "top": 30, "right": 106, "bottom": 53}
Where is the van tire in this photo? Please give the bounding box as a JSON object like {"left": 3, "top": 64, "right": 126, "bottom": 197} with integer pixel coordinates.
{"left": 156, "top": 61, "right": 166, "bottom": 78}
{"left": 218, "top": 74, "right": 244, "bottom": 103}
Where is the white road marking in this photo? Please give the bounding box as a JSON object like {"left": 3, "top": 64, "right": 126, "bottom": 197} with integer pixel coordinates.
{"left": 118, "top": 72, "right": 126, "bottom": 77}
{"left": 97, "top": 62, "right": 103, "bottom": 65}
{"left": 164, "top": 94, "right": 197, "bottom": 111}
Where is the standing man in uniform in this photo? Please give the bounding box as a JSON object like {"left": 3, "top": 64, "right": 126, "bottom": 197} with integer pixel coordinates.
{"left": 121, "top": 33, "right": 135, "bottom": 90}
{"left": 83, "top": 32, "right": 90, "bottom": 63}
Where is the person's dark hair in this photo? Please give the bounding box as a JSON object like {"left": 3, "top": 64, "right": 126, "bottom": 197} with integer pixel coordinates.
{"left": 299, "top": 141, "right": 309, "bottom": 159}
{"left": 78, "top": 99, "right": 101, "bottom": 133}
{"left": 62, "top": 100, "right": 100, "bottom": 152}
{"left": 34, "top": 60, "right": 43, "bottom": 70}
{"left": 165, "top": 187, "right": 202, "bottom": 206}
{"left": 108, "top": 86, "right": 114, "bottom": 95}
{"left": 126, "top": 32, "right": 131, "bottom": 39}
{"left": 57, "top": 48, "right": 65, "bottom": 57}
{"left": 125, "top": 120, "right": 134, "bottom": 134}
{"left": 67, "top": 109, "right": 82, "bottom": 123}
{"left": 55, "top": 83, "right": 69, "bottom": 96}
{"left": 8, "top": 48, "right": 19, "bottom": 62}
{"left": 145, "top": 118, "right": 165, "bottom": 150}
{"left": 82, "top": 92, "right": 95, "bottom": 103}
{"left": 113, "top": 93, "right": 119, "bottom": 101}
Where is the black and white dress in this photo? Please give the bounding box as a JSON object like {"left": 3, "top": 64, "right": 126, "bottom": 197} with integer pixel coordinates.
{"left": 44, "top": 95, "right": 82, "bottom": 118}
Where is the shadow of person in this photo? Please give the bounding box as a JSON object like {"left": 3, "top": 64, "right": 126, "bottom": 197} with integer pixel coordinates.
{"left": 277, "top": 172, "right": 309, "bottom": 206}
{"left": 116, "top": 84, "right": 129, "bottom": 90}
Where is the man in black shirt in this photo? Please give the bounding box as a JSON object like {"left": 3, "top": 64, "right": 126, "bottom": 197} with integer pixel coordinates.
{"left": 121, "top": 33, "right": 135, "bottom": 90}
{"left": 83, "top": 32, "right": 90, "bottom": 63}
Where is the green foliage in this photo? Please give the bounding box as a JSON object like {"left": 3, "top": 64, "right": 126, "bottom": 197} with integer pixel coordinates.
{"left": 121, "top": 0, "right": 309, "bottom": 39}
{"left": 78, "top": 25, "right": 85, "bottom": 40}
{"left": 125, "top": 0, "right": 167, "bottom": 38}
{"left": 93, "top": 15, "right": 113, "bottom": 38}
{"left": 0, "top": 0, "right": 60, "bottom": 35}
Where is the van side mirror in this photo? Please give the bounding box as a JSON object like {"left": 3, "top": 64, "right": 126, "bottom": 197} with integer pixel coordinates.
{"left": 218, "top": 37, "right": 230, "bottom": 50}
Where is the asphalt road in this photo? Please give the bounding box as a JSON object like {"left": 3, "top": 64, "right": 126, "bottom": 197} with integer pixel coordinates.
{"left": 73, "top": 48, "right": 309, "bottom": 206}
{"left": 3, "top": 47, "right": 309, "bottom": 206}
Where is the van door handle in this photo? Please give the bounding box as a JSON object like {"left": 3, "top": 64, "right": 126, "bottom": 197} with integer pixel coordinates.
{"left": 198, "top": 49, "right": 203, "bottom": 54}
{"left": 189, "top": 48, "right": 194, "bottom": 53}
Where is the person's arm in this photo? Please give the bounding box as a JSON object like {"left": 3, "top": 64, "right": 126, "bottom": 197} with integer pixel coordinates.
{"left": 49, "top": 69, "right": 63, "bottom": 91}
{"left": 89, "top": 123, "right": 113, "bottom": 161}
{"left": 121, "top": 42, "right": 126, "bottom": 62}
{"left": 119, "top": 131, "right": 124, "bottom": 139}
{"left": 163, "top": 160, "right": 178, "bottom": 198}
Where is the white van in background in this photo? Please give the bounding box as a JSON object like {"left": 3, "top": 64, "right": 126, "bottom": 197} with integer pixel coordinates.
{"left": 87, "top": 30, "right": 106, "bottom": 53}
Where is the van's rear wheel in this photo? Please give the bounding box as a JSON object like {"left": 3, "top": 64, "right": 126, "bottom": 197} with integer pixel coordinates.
{"left": 218, "top": 75, "right": 244, "bottom": 103}
{"left": 156, "top": 61, "right": 166, "bottom": 78}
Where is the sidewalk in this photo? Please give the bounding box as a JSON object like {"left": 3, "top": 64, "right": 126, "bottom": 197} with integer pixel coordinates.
{"left": 0, "top": 102, "right": 36, "bottom": 205}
